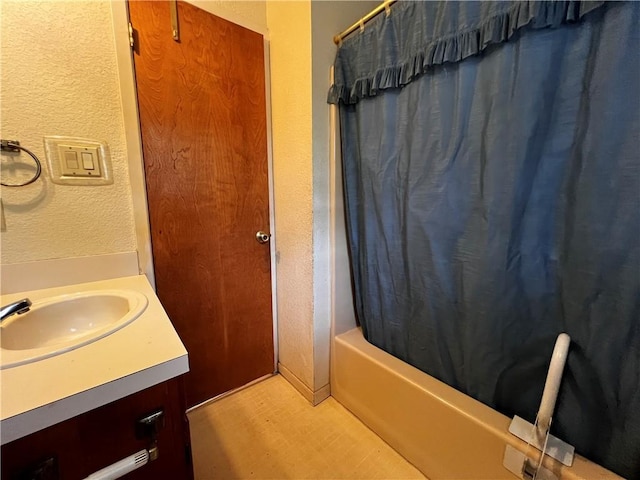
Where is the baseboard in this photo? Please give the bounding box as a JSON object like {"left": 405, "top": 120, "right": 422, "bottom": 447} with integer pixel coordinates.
{"left": 186, "top": 373, "right": 275, "bottom": 413}
{"left": 278, "top": 363, "right": 330, "bottom": 406}
{"left": 313, "top": 382, "right": 331, "bottom": 405}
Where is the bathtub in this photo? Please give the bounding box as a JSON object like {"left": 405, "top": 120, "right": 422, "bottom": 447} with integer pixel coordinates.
{"left": 331, "top": 328, "right": 621, "bottom": 480}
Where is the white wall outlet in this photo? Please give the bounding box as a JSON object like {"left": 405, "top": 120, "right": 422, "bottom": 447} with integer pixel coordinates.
{"left": 44, "top": 136, "right": 113, "bottom": 185}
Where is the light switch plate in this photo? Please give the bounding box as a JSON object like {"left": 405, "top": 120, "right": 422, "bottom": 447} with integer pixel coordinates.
{"left": 58, "top": 145, "right": 102, "bottom": 177}
{"left": 44, "top": 136, "right": 113, "bottom": 185}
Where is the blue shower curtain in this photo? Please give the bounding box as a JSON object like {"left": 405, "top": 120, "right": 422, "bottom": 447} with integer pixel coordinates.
{"left": 329, "top": 2, "right": 639, "bottom": 478}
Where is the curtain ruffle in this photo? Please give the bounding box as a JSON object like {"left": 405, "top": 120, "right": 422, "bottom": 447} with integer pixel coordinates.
{"left": 328, "top": 1, "right": 607, "bottom": 105}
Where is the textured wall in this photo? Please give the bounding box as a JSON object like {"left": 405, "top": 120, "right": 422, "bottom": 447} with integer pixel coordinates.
{"left": 265, "top": 1, "right": 380, "bottom": 396}
{"left": 266, "top": 1, "right": 315, "bottom": 390}
{"left": 194, "top": 0, "right": 267, "bottom": 30}
{"left": 0, "top": 1, "right": 136, "bottom": 264}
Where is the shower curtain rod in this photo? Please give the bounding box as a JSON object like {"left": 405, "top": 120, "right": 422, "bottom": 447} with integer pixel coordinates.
{"left": 333, "top": 0, "right": 397, "bottom": 45}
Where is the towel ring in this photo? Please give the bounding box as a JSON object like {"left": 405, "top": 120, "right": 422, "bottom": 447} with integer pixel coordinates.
{"left": 1, "top": 139, "right": 42, "bottom": 187}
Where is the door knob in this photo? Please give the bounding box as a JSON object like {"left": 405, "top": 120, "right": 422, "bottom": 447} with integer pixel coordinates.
{"left": 256, "top": 231, "right": 271, "bottom": 244}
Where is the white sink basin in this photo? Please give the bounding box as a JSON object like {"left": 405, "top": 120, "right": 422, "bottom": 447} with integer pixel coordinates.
{"left": 1, "top": 289, "right": 148, "bottom": 369}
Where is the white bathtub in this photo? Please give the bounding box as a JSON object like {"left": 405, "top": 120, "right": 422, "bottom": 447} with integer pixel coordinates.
{"left": 331, "top": 328, "right": 621, "bottom": 480}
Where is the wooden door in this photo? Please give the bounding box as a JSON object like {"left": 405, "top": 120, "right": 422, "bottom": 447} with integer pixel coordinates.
{"left": 129, "top": 0, "right": 274, "bottom": 408}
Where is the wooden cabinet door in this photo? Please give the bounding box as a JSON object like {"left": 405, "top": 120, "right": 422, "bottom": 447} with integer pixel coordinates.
{"left": 129, "top": 0, "right": 274, "bottom": 407}
{"left": 1, "top": 378, "right": 192, "bottom": 479}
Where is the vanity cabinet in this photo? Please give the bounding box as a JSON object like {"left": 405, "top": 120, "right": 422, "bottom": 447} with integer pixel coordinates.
{"left": 1, "top": 377, "right": 193, "bottom": 480}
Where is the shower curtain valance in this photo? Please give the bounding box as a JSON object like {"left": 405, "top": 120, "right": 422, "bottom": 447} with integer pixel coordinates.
{"left": 328, "top": 1, "right": 606, "bottom": 105}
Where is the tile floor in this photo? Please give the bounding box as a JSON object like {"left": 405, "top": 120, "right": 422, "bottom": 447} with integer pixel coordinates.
{"left": 188, "top": 375, "right": 426, "bottom": 479}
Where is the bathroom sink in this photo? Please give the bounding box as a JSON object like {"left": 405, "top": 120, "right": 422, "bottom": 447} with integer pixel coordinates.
{"left": 0, "top": 290, "right": 148, "bottom": 369}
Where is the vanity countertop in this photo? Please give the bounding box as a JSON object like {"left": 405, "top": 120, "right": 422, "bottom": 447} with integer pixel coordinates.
{"left": 0, "top": 275, "right": 189, "bottom": 445}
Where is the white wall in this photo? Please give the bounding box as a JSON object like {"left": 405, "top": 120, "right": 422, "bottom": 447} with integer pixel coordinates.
{"left": 187, "top": 1, "right": 268, "bottom": 33}
{"left": 0, "top": 1, "right": 136, "bottom": 265}
{"left": 266, "top": 0, "right": 317, "bottom": 396}
{"left": 266, "top": 0, "right": 377, "bottom": 402}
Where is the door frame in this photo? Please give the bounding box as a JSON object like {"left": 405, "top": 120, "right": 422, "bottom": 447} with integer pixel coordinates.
{"left": 110, "top": 0, "right": 279, "bottom": 373}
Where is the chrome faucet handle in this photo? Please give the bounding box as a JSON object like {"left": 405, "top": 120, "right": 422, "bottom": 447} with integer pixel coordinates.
{"left": 0, "top": 298, "right": 32, "bottom": 322}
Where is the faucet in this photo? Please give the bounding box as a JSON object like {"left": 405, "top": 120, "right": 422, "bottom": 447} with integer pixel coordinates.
{"left": 517, "top": 333, "right": 573, "bottom": 480}
{"left": 504, "top": 333, "right": 575, "bottom": 479}
{"left": 536, "top": 333, "right": 571, "bottom": 435}
{"left": 0, "top": 298, "right": 32, "bottom": 322}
